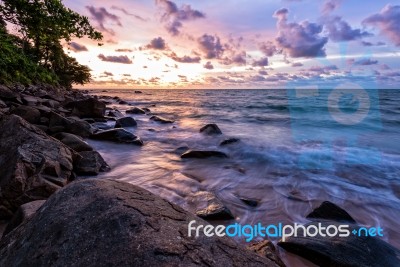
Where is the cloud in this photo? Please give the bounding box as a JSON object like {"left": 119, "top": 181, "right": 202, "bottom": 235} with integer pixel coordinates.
{"left": 307, "top": 65, "right": 338, "bottom": 74}
{"left": 354, "top": 58, "right": 379, "bottom": 65}
{"left": 361, "top": 41, "right": 385, "bottom": 47}
{"left": 203, "top": 61, "right": 214, "bottom": 69}
{"left": 292, "top": 62, "right": 303, "bottom": 67}
{"left": 322, "top": 0, "right": 341, "bottom": 14}
{"left": 111, "top": 5, "right": 146, "bottom": 21}
{"left": 273, "top": 8, "right": 328, "bottom": 58}
{"left": 258, "top": 70, "right": 268, "bottom": 75}
{"left": 103, "top": 71, "right": 114, "bottom": 77}
{"left": 169, "top": 52, "right": 201, "bottom": 63}
{"left": 363, "top": 5, "right": 400, "bottom": 46}
{"left": 220, "top": 51, "right": 247, "bottom": 66}
{"left": 197, "top": 34, "right": 225, "bottom": 59}
{"left": 86, "top": 6, "right": 122, "bottom": 35}
{"left": 145, "top": 37, "right": 167, "bottom": 50}
{"left": 258, "top": 41, "right": 279, "bottom": 56}
{"left": 323, "top": 16, "right": 372, "bottom": 42}
{"left": 156, "top": 0, "right": 205, "bottom": 36}
{"left": 115, "top": 48, "right": 134, "bottom": 52}
{"left": 69, "top": 42, "right": 88, "bottom": 52}
{"left": 252, "top": 57, "right": 269, "bottom": 67}
{"left": 98, "top": 54, "right": 133, "bottom": 64}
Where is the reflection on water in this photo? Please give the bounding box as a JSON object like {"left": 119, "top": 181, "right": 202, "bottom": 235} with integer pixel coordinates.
{"left": 88, "top": 89, "right": 400, "bottom": 267}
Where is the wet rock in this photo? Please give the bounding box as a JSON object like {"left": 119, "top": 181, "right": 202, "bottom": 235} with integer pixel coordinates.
{"left": 48, "top": 112, "right": 94, "bottom": 137}
{"left": 10, "top": 106, "right": 41, "bottom": 124}
{"left": 53, "top": 132, "right": 93, "bottom": 152}
{"left": 220, "top": 138, "right": 240, "bottom": 146}
{"left": 200, "top": 124, "right": 222, "bottom": 135}
{"left": 126, "top": 107, "right": 146, "bottom": 115}
{"left": 3, "top": 200, "right": 46, "bottom": 236}
{"left": 92, "top": 122, "right": 113, "bottom": 130}
{"left": 278, "top": 221, "right": 400, "bottom": 267}
{"left": 174, "top": 146, "right": 190, "bottom": 155}
{"left": 107, "top": 109, "right": 124, "bottom": 118}
{"left": 0, "top": 179, "right": 280, "bottom": 267}
{"left": 91, "top": 128, "right": 143, "bottom": 146}
{"left": 119, "top": 100, "right": 128, "bottom": 105}
{"left": 115, "top": 117, "right": 137, "bottom": 128}
{"left": 142, "top": 107, "right": 151, "bottom": 113}
{"left": 192, "top": 191, "right": 234, "bottom": 221}
{"left": 181, "top": 150, "right": 228, "bottom": 159}
{"left": 248, "top": 240, "right": 286, "bottom": 267}
{"left": 65, "top": 98, "right": 106, "bottom": 118}
{"left": 74, "top": 151, "right": 110, "bottom": 175}
{"left": 239, "top": 197, "right": 259, "bottom": 207}
{"left": 0, "top": 115, "right": 77, "bottom": 219}
{"left": 306, "top": 201, "right": 356, "bottom": 223}
{"left": 150, "top": 115, "right": 174, "bottom": 124}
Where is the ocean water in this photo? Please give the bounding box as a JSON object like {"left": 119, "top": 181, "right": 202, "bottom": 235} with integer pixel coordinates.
{"left": 87, "top": 89, "right": 400, "bottom": 266}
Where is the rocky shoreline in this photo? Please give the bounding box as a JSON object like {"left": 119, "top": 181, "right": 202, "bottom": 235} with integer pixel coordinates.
{"left": 0, "top": 84, "right": 399, "bottom": 266}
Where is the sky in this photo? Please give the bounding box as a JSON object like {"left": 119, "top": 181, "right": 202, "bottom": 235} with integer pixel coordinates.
{"left": 63, "top": 0, "right": 400, "bottom": 89}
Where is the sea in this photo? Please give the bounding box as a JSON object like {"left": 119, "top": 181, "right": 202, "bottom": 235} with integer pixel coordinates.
{"left": 86, "top": 89, "right": 400, "bottom": 266}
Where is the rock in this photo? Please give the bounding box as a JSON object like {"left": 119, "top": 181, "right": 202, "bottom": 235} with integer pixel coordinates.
{"left": 278, "top": 221, "right": 400, "bottom": 267}
{"left": 194, "top": 191, "right": 234, "bottom": 221}
{"left": 92, "top": 122, "right": 113, "bottom": 130}
{"left": 52, "top": 132, "right": 93, "bottom": 152}
{"left": 21, "top": 94, "right": 41, "bottom": 106}
{"left": 248, "top": 240, "right": 286, "bottom": 267}
{"left": 135, "top": 90, "right": 143, "bottom": 93}
{"left": 150, "top": 115, "right": 174, "bottom": 124}
{"left": 0, "top": 179, "right": 280, "bottom": 267}
{"left": 181, "top": 150, "right": 228, "bottom": 159}
{"left": 0, "top": 99, "right": 6, "bottom": 109}
{"left": 65, "top": 98, "right": 106, "bottom": 118}
{"left": 306, "top": 201, "right": 356, "bottom": 223}
{"left": 42, "top": 99, "right": 60, "bottom": 109}
{"left": 48, "top": 112, "right": 94, "bottom": 137}
{"left": 3, "top": 200, "right": 46, "bottom": 236}
{"left": 107, "top": 110, "right": 124, "bottom": 118}
{"left": 0, "top": 115, "right": 77, "bottom": 219}
{"left": 119, "top": 100, "right": 128, "bottom": 105}
{"left": 239, "top": 197, "right": 259, "bottom": 207}
{"left": 200, "top": 124, "right": 222, "bottom": 135}
{"left": 0, "top": 85, "right": 22, "bottom": 103}
{"left": 10, "top": 106, "right": 41, "bottom": 124}
{"left": 220, "top": 138, "right": 240, "bottom": 146}
{"left": 115, "top": 117, "right": 137, "bottom": 128}
{"left": 91, "top": 129, "right": 143, "bottom": 146}
{"left": 174, "top": 146, "right": 190, "bottom": 155}
{"left": 74, "top": 151, "right": 110, "bottom": 175}
{"left": 142, "top": 108, "right": 151, "bottom": 113}
{"left": 126, "top": 107, "right": 146, "bottom": 115}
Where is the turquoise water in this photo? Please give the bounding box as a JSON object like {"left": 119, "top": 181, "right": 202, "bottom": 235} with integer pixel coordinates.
{"left": 87, "top": 89, "right": 400, "bottom": 264}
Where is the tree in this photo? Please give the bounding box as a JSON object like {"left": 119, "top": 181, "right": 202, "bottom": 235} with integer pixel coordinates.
{"left": 0, "top": 0, "right": 103, "bottom": 87}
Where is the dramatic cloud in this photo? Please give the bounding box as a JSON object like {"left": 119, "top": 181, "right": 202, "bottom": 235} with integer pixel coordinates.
{"left": 252, "top": 57, "right": 269, "bottom": 67}
{"left": 86, "top": 6, "right": 122, "bottom": 35}
{"left": 156, "top": 0, "right": 205, "bottom": 36}
{"left": 363, "top": 5, "right": 400, "bottom": 46}
{"left": 203, "top": 61, "right": 214, "bottom": 69}
{"left": 197, "top": 34, "right": 225, "bottom": 59}
{"left": 98, "top": 54, "right": 133, "bottom": 64}
{"left": 324, "top": 16, "right": 371, "bottom": 42}
{"left": 354, "top": 58, "right": 379, "bottom": 65}
{"left": 145, "top": 37, "right": 167, "bottom": 50}
{"left": 273, "top": 8, "right": 328, "bottom": 58}
{"left": 69, "top": 42, "right": 88, "bottom": 52}
{"left": 169, "top": 52, "right": 201, "bottom": 63}
{"left": 111, "top": 5, "right": 146, "bottom": 21}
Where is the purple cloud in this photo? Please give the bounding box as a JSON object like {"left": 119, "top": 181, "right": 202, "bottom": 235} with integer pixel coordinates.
{"left": 363, "top": 5, "right": 400, "bottom": 46}
{"left": 324, "top": 16, "right": 372, "bottom": 42}
{"left": 252, "top": 57, "right": 269, "bottom": 67}
{"left": 292, "top": 62, "right": 303, "bottom": 67}
{"left": 69, "top": 42, "right": 88, "bottom": 52}
{"left": 198, "top": 34, "right": 225, "bottom": 59}
{"left": 111, "top": 5, "right": 146, "bottom": 21}
{"left": 98, "top": 54, "right": 133, "bottom": 64}
{"left": 115, "top": 48, "right": 134, "bottom": 52}
{"left": 258, "top": 41, "right": 279, "bottom": 57}
{"left": 354, "top": 58, "right": 379, "bottom": 65}
{"left": 156, "top": 0, "right": 205, "bottom": 36}
{"left": 221, "top": 51, "right": 247, "bottom": 66}
{"left": 203, "top": 61, "right": 214, "bottom": 69}
{"left": 86, "top": 6, "right": 122, "bottom": 35}
{"left": 273, "top": 8, "right": 328, "bottom": 58}
{"left": 145, "top": 37, "right": 167, "bottom": 50}
{"left": 322, "top": 0, "right": 341, "bottom": 14}
{"left": 169, "top": 52, "right": 201, "bottom": 63}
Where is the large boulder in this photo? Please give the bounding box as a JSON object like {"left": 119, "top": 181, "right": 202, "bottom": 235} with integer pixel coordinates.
{"left": 0, "top": 115, "right": 77, "bottom": 219}
{"left": 48, "top": 112, "right": 94, "bottom": 137}
{"left": 10, "top": 106, "right": 41, "bottom": 124}
{"left": 65, "top": 98, "right": 106, "bottom": 118}
{"left": 0, "top": 85, "right": 22, "bottom": 104}
{"left": 74, "top": 151, "right": 110, "bottom": 175}
{"left": 91, "top": 129, "right": 143, "bottom": 146}
{"left": 52, "top": 132, "right": 93, "bottom": 152}
{"left": 0, "top": 179, "right": 282, "bottom": 267}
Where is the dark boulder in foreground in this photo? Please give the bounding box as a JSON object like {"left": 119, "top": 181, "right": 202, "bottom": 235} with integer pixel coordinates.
{"left": 65, "top": 98, "right": 106, "bottom": 118}
{"left": 115, "top": 117, "right": 137, "bottom": 128}
{"left": 200, "top": 124, "right": 222, "bottom": 135}
{"left": 74, "top": 151, "right": 110, "bottom": 175}
{"left": 0, "top": 115, "right": 77, "bottom": 219}
{"left": 126, "top": 107, "right": 146, "bottom": 115}
{"left": 0, "top": 179, "right": 282, "bottom": 267}
{"left": 150, "top": 115, "right": 174, "bottom": 124}
{"left": 306, "top": 201, "right": 356, "bottom": 223}
{"left": 220, "top": 138, "right": 240, "bottom": 146}
{"left": 181, "top": 150, "right": 228, "bottom": 159}
{"left": 91, "top": 128, "right": 143, "bottom": 146}
{"left": 278, "top": 221, "right": 400, "bottom": 267}
{"left": 53, "top": 132, "right": 93, "bottom": 152}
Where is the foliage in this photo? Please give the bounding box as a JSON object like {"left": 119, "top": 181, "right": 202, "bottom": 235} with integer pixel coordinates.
{"left": 0, "top": 0, "right": 103, "bottom": 87}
